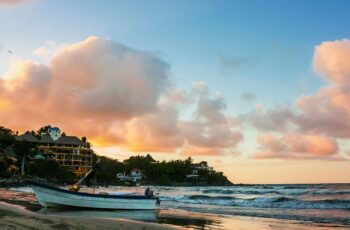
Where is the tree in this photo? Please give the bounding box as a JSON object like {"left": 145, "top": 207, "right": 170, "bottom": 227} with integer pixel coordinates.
{"left": 36, "top": 125, "right": 52, "bottom": 136}
{"left": 0, "top": 159, "right": 10, "bottom": 177}
{"left": 81, "top": 137, "right": 91, "bottom": 148}
{"left": 28, "top": 159, "right": 75, "bottom": 183}
{"left": 94, "top": 155, "right": 125, "bottom": 185}
{"left": 0, "top": 126, "right": 15, "bottom": 149}
{"left": 13, "top": 141, "right": 36, "bottom": 176}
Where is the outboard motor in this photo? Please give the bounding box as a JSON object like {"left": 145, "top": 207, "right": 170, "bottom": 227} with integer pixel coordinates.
{"left": 145, "top": 187, "right": 160, "bottom": 205}
{"left": 144, "top": 187, "right": 154, "bottom": 197}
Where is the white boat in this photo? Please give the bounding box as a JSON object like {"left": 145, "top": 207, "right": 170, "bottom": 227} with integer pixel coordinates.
{"left": 29, "top": 181, "right": 159, "bottom": 210}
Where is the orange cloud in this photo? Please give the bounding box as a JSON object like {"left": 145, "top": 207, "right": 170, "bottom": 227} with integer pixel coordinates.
{"left": 0, "top": 36, "right": 169, "bottom": 145}
{"left": 0, "top": 0, "right": 25, "bottom": 6}
{"left": 295, "top": 39, "right": 350, "bottom": 138}
{"left": 313, "top": 39, "right": 350, "bottom": 85}
{"left": 255, "top": 133, "right": 338, "bottom": 159}
{"left": 245, "top": 39, "right": 350, "bottom": 159}
{"left": 0, "top": 36, "right": 242, "bottom": 156}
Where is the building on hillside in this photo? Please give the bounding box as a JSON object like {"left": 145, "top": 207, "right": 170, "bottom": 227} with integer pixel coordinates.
{"left": 186, "top": 161, "right": 215, "bottom": 179}
{"left": 16, "top": 127, "right": 93, "bottom": 177}
{"left": 116, "top": 168, "right": 145, "bottom": 182}
{"left": 194, "top": 161, "right": 214, "bottom": 171}
{"left": 186, "top": 169, "right": 199, "bottom": 179}
{"left": 116, "top": 172, "right": 128, "bottom": 181}
{"left": 130, "top": 168, "right": 144, "bottom": 182}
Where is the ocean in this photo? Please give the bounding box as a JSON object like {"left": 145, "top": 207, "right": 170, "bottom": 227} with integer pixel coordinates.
{"left": 6, "top": 183, "right": 350, "bottom": 229}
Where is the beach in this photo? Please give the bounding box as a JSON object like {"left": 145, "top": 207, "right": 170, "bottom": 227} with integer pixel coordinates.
{"left": 0, "top": 200, "right": 176, "bottom": 230}
{"left": 0, "top": 202, "right": 175, "bottom": 230}
{"left": 1, "top": 184, "right": 350, "bottom": 229}
{"left": 0, "top": 186, "right": 176, "bottom": 230}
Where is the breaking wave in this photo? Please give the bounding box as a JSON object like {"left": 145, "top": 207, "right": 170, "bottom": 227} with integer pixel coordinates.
{"left": 160, "top": 194, "right": 350, "bottom": 209}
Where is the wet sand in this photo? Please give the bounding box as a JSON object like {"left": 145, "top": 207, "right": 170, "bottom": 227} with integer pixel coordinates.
{"left": 0, "top": 201, "right": 178, "bottom": 230}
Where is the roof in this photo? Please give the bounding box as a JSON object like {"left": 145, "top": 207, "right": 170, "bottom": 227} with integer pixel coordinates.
{"left": 16, "top": 132, "right": 40, "bottom": 143}
{"left": 49, "top": 127, "right": 60, "bottom": 131}
{"left": 55, "top": 136, "right": 86, "bottom": 146}
{"left": 39, "top": 134, "right": 54, "bottom": 143}
{"left": 16, "top": 133, "right": 87, "bottom": 147}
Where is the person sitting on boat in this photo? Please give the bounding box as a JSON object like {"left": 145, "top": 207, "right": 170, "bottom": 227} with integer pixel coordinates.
{"left": 68, "top": 183, "right": 80, "bottom": 192}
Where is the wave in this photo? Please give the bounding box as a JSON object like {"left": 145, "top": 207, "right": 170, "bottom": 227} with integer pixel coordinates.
{"left": 187, "top": 195, "right": 236, "bottom": 200}
{"left": 312, "top": 189, "right": 350, "bottom": 195}
{"left": 200, "top": 187, "right": 350, "bottom": 196}
{"left": 201, "top": 188, "right": 308, "bottom": 195}
{"left": 160, "top": 194, "right": 350, "bottom": 209}
{"left": 202, "top": 189, "right": 235, "bottom": 194}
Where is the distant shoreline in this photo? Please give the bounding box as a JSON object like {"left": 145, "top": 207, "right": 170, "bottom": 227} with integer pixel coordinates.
{"left": 2, "top": 178, "right": 349, "bottom": 189}
{"left": 0, "top": 178, "right": 234, "bottom": 188}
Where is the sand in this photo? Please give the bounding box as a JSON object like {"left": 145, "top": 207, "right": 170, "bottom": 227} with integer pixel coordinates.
{"left": 0, "top": 201, "right": 178, "bottom": 230}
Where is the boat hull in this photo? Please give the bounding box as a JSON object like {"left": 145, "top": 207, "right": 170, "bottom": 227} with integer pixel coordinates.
{"left": 30, "top": 182, "right": 158, "bottom": 210}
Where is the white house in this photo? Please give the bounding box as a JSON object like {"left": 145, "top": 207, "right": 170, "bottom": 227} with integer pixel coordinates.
{"left": 195, "top": 161, "right": 214, "bottom": 171}
{"left": 130, "top": 168, "right": 144, "bottom": 182}
{"left": 116, "top": 169, "right": 144, "bottom": 182}
{"left": 116, "top": 172, "right": 128, "bottom": 181}
{"left": 186, "top": 169, "right": 199, "bottom": 179}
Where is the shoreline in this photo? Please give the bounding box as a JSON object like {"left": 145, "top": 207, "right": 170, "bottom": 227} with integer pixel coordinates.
{"left": 3, "top": 178, "right": 349, "bottom": 189}
{"left": 0, "top": 178, "right": 233, "bottom": 187}
{"left": 1, "top": 186, "right": 350, "bottom": 229}
{"left": 0, "top": 201, "right": 177, "bottom": 230}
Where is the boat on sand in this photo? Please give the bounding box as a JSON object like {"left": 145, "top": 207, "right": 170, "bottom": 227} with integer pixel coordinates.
{"left": 29, "top": 181, "right": 159, "bottom": 210}
{"left": 29, "top": 159, "right": 159, "bottom": 210}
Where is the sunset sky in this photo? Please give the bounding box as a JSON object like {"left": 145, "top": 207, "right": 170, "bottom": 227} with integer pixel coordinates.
{"left": 1, "top": 0, "right": 350, "bottom": 183}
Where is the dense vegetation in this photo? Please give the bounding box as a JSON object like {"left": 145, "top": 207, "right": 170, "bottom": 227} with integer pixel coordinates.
{"left": 95, "top": 154, "right": 232, "bottom": 186}
{"left": 0, "top": 125, "right": 232, "bottom": 186}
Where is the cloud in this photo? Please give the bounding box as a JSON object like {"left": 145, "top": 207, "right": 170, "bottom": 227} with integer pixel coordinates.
{"left": 218, "top": 53, "right": 253, "bottom": 70}
{"left": 33, "top": 41, "right": 68, "bottom": 60}
{"left": 0, "top": 36, "right": 242, "bottom": 156}
{"left": 245, "top": 39, "right": 350, "bottom": 159}
{"left": 243, "top": 106, "right": 295, "bottom": 132}
{"left": 124, "top": 87, "right": 243, "bottom": 155}
{"left": 0, "top": 0, "right": 25, "bottom": 6}
{"left": 295, "top": 39, "right": 350, "bottom": 138}
{"left": 179, "top": 92, "right": 243, "bottom": 156}
{"left": 241, "top": 92, "right": 256, "bottom": 102}
{"left": 255, "top": 133, "right": 339, "bottom": 159}
{"left": 124, "top": 100, "right": 183, "bottom": 152}
{"left": 192, "top": 81, "right": 208, "bottom": 93}
{"left": 51, "top": 37, "right": 169, "bottom": 119}
{"left": 0, "top": 36, "right": 170, "bottom": 143}
{"left": 295, "top": 88, "right": 350, "bottom": 138}
{"left": 313, "top": 39, "right": 350, "bottom": 85}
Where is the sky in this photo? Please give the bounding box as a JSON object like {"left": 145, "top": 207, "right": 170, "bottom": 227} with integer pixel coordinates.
{"left": 1, "top": 0, "right": 350, "bottom": 183}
